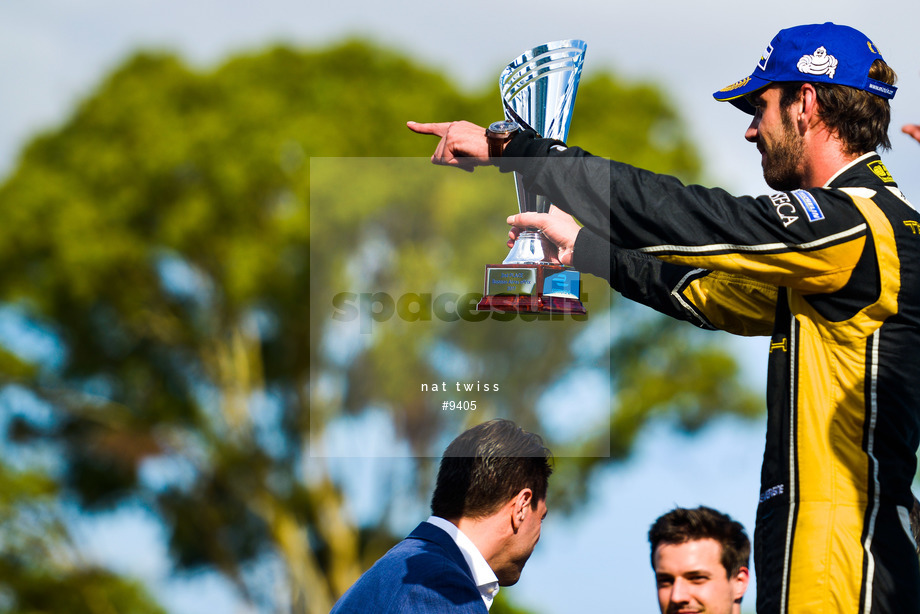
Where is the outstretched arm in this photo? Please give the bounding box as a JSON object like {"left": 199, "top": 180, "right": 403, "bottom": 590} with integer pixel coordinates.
{"left": 407, "top": 120, "right": 490, "bottom": 171}
{"left": 506, "top": 208, "right": 776, "bottom": 335}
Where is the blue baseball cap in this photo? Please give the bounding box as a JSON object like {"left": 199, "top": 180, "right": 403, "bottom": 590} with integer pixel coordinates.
{"left": 713, "top": 22, "right": 896, "bottom": 114}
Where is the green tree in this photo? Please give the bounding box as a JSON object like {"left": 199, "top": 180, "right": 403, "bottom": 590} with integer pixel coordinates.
{"left": 0, "top": 40, "right": 761, "bottom": 612}
{"left": 0, "top": 402, "right": 166, "bottom": 613}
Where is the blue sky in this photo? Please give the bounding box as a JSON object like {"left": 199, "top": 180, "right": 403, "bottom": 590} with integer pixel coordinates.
{"left": 3, "top": 1, "right": 920, "bottom": 612}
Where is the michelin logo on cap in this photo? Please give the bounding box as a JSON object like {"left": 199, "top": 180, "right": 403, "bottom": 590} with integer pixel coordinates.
{"left": 797, "top": 47, "right": 837, "bottom": 78}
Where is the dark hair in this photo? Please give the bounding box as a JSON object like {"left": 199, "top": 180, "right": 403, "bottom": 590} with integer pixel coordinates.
{"left": 430, "top": 419, "right": 553, "bottom": 519}
{"left": 779, "top": 59, "right": 897, "bottom": 154}
{"left": 648, "top": 506, "right": 750, "bottom": 578}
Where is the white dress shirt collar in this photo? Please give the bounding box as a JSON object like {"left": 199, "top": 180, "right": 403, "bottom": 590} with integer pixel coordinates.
{"left": 426, "top": 515, "right": 500, "bottom": 610}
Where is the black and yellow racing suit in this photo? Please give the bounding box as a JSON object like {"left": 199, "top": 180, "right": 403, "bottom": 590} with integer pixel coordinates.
{"left": 500, "top": 131, "right": 920, "bottom": 613}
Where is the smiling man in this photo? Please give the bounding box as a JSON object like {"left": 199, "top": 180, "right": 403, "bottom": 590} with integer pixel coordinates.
{"left": 409, "top": 22, "right": 920, "bottom": 613}
{"left": 650, "top": 507, "right": 750, "bottom": 614}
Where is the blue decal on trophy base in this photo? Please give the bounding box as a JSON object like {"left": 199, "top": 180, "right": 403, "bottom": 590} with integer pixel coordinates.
{"left": 543, "top": 269, "right": 580, "bottom": 299}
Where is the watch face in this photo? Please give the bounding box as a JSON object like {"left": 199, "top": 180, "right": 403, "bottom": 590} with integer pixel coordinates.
{"left": 488, "top": 120, "right": 520, "bottom": 135}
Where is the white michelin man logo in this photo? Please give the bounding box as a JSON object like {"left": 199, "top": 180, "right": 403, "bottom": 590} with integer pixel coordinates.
{"left": 797, "top": 46, "right": 837, "bottom": 78}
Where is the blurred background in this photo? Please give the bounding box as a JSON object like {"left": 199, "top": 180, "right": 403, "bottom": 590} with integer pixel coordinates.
{"left": 1, "top": 2, "right": 919, "bottom": 613}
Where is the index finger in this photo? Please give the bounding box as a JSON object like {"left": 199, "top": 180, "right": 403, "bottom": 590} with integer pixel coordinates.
{"left": 406, "top": 121, "right": 450, "bottom": 137}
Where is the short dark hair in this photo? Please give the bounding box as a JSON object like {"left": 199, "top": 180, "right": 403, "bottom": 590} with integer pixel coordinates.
{"left": 430, "top": 419, "right": 553, "bottom": 519}
{"left": 779, "top": 59, "right": 897, "bottom": 154}
{"left": 648, "top": 506, "right": 750, "bottom": 578}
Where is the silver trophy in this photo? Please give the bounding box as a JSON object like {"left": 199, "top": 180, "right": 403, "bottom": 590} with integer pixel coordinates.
{"left": 478, "top": 40, "right": 587, "bottom": 314}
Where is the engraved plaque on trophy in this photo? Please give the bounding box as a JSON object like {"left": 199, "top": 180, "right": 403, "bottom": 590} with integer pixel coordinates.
{"left": 477, "top": 39, "right": 588, "bottom": 315}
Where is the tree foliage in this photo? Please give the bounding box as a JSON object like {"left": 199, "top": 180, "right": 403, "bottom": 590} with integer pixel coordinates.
{"left": 0, "top": 40, "right": 761, "bottom": 612}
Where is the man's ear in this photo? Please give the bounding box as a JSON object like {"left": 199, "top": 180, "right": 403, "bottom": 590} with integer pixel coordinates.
{"left": 510, "top": 488, "right": 533, "bottom": 531}
{"left": 798, "top": 83, "right": 819, "bottom": 131}
{"left": 732, "top": 566, "right": 750, "bottom": 603}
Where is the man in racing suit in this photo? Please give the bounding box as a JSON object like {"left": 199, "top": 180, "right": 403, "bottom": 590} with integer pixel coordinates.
{"left": 409, "top": 22, "right": 920, "bottom": 614}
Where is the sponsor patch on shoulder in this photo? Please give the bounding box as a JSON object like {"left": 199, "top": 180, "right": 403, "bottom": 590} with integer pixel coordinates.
{"left": 791, "top": 189, "right": 824, "bottom": 222}
{"left": 868, "top": 160, "right": 895, "bottom": 183}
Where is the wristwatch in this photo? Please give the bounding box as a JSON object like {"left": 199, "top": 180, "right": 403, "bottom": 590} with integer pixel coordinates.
{"left": 485, "top": 120, "right": 521, "bottom": 160}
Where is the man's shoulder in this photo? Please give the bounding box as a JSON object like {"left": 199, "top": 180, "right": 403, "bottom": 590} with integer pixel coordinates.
{"left": 377, "top": 523, "right": 474, "bottom": 579}
{"left": 330, "top": 523, "right": 486, "bottom": 614}
{"left": 814, "top": 156, "right": 915, "bottom": 219}
{"left": 824, "top": 153, "right": 901, "bottom": 195}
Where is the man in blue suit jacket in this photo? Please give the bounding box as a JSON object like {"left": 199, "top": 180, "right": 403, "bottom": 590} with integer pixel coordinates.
{"left": 331, "top": 419, "right": 553, "bottom": 613}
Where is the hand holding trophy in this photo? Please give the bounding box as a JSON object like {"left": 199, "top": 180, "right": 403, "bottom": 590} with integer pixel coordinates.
{"left": 476, "top": 39, "right": 588, "bottom": 315}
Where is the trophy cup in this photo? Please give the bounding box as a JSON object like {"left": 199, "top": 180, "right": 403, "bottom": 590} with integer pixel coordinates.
{"left": 477, "top": 39, "right": 588, "bottom": 315}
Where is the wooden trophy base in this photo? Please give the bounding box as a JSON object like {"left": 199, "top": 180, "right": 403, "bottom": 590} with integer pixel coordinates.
{"left": 476, "top": 263, "right": 586, "bottom": 314}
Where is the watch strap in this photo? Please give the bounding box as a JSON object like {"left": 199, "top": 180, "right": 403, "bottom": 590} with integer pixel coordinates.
{"left": 488, "top": 133, "right": 505, "bottom": 160}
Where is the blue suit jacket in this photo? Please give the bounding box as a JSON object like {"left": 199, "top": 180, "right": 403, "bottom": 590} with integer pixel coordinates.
{"left": 330, "top": 522, "right": 489, "bottom": 613}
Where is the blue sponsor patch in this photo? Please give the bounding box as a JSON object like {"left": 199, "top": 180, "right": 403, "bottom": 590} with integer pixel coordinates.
{"left": 792, "top": 189, "right": 824, "bottom": 222}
